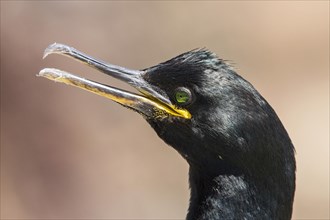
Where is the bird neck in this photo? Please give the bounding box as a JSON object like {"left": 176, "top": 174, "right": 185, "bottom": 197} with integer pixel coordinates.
{"left": 186, "top": 165, "right": 291, "bottom": 220}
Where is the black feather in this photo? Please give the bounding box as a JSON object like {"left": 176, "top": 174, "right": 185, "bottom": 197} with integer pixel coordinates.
{"left": 144, "top": 49, "right": 295, "bottom": 220}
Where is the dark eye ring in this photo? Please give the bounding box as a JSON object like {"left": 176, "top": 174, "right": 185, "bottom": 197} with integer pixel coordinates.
{"left": 173, "top": 87, "right": 193, "bottom": 106}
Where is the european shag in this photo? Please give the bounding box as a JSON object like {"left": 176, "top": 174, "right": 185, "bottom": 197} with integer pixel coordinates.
{"left": 38, "top": 43, "right": 296, "bottom": 220}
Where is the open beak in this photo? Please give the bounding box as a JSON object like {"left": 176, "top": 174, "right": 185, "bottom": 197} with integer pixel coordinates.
{"left": 38, "top": 43, "right": 191, "bottom": 119}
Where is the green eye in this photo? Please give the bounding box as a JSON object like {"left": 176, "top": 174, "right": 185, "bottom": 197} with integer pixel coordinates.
{"left": 174, "top": 87, "right": 193, "bottom": 105}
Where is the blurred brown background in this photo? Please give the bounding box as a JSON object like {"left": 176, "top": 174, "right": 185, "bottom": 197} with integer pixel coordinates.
{"left": 1, "top": 1, "right": 329, "bottom": 219}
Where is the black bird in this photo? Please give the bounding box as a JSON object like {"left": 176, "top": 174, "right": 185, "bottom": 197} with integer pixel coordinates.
{"left": 38, "top": 43, "right": 296, "bottom": 220}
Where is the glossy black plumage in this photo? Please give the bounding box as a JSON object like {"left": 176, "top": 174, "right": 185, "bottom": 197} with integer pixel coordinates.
{"left": 142, "top": 49, "right": 296, "bottom": 219}
{"left": 39, "top": 44, "right": 296, "bottom": 220}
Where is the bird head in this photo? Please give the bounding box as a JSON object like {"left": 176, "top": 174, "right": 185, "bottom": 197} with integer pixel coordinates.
{"left": 39, "top": 43, "right": 294, "bottom": 178}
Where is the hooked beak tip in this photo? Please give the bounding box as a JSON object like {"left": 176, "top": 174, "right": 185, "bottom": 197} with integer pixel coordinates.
{"left": 37, "top": 68, "right": 62, "bottom": 80}
{"left": 43, "top": 42, "right": 72, "bottom": 59}
{"left": 43, "top": 42, "right": 56, "bottom": 59}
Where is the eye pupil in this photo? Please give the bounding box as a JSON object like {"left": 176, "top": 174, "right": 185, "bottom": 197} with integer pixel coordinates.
{"left": 174, "top": 87, "right": 193, "bottom": 105}
{"left": 176, "top": 92, "right": 188, "bottom": 102}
